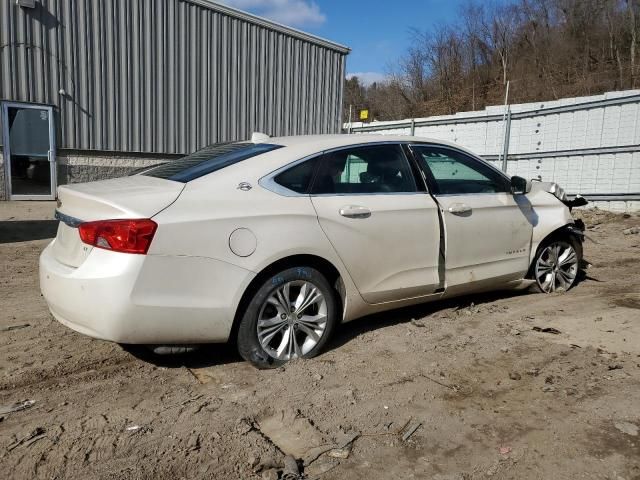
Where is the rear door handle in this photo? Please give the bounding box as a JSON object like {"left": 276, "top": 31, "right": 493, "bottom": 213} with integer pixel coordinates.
{"left": 448, "top": 203, "right": 472, "bottom": 215}
{"left": 339, "top": 205, "right": 371, "bottom": 219}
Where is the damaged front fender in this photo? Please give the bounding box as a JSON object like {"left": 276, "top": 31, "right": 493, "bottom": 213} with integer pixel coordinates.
{"left": 531, "top": 180, "right": 589, "bottom": 211}
{"left": 526, "top": 181, "right": 585, "bottom": 266}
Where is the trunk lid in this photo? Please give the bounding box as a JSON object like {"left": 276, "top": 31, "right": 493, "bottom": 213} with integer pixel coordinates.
{"left": 52, "top": 175, "right": 184, "bottom": 267}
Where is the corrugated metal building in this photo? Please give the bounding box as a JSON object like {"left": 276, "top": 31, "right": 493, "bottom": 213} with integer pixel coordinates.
{"left": 0, "top": 0, "right": 349, "bottom": 200}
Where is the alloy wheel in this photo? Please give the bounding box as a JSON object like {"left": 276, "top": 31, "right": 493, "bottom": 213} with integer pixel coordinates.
{"left": 257, "top": 280, "right": 328, "bottom": 360}
{"left": 534, "top": 241, "right": 578, "bottom": 293}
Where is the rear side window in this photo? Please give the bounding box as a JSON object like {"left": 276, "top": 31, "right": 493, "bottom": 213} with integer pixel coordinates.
{"left": 311, "top": 144, "right": 417, "bottom": 194}
{"left": 140, "top": 142, "right": 283, "bottom": 182}
{"left": 274, "top": 157, "right": 319, "bottom": 194}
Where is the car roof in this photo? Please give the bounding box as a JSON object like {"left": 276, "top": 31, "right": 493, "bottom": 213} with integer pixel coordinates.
{"left": 188, "top": 133, "right": 501, "bottom": 185}
{"left": 260, "top": 134, "right": 485, "bottom": 163}
{"left": 267, "top": 134, "right": 461, "bottom": 150}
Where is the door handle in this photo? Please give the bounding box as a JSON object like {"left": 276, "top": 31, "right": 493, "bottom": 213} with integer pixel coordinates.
{"left": 448, "top": 203, "right": 472, "bottom": 215}
{"left": 339, "top": 205, "right": 371, "bottom": 219}
{"left": 47, "top": 150, "right": 55, "bottom": 163}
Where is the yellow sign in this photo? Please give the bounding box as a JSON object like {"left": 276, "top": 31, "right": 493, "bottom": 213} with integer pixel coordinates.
{"left": 359, "top": 109, "right": 369, "bottom": 121}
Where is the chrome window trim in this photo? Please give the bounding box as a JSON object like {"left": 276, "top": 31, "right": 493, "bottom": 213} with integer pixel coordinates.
{"left": 432, "top": 192, "right": 513, "bottom": 197}
{"left": 309, "top": 191, "right": 426, "bottom": 197}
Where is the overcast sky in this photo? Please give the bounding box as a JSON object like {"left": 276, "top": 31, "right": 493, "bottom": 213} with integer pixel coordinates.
{"left": 217, "top": 0, "right": 467, "bottom": 85}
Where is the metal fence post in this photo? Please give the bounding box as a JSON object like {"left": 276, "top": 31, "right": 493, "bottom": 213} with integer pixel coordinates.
{"left": 410, "top": 118, "right": 415, "bottom": 136}
{"left": 501, "top": 108, "right": 511, "bottom": 173}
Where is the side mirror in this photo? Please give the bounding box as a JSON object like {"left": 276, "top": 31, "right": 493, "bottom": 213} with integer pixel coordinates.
{"left": 511, "top": 175, "right": 530, "bottom": 194}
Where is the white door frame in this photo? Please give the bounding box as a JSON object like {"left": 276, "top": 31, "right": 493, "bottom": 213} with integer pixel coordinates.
{"left": 1, "top": 101, "right": 57, "bottom": 201}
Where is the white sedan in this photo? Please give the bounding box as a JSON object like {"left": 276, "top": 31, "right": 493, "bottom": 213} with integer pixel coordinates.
{"left": 40, "top": 134, "right": 585, "bottom": 368}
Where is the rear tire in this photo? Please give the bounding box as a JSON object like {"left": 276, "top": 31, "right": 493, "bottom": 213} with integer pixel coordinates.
{"left": 532, "top": 236, "right": 582, "bottom": 293}
{"left": 237, "top": 267, "right": 339, "bottom": 369}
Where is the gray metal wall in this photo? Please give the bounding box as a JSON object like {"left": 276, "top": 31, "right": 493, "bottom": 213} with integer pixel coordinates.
{"left": 0, "top": 0, "right": 348, "bottom": 154}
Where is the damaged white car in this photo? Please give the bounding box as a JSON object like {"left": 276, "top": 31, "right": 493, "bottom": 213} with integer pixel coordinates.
{"left": 40, "top": 134, "right": 586, "bottom": 368}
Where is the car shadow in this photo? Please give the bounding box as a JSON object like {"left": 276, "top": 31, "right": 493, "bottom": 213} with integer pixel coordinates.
{"left": 123, "top": 269, "right": 597, "bottom": 369}
{"left": 121, "top": 343, "right": 244, "bottom": 369}
{"left": 325, "top": 288, "right": 536, "bottom": 354}
{"left": 577, "top": 258, "right": 603, "bottom": 284}
{"left": 0, "top": 220, "right": 58, "bottom": 243}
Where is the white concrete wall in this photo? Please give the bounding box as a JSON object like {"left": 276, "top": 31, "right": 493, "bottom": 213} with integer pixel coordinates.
{"left": 484, "top": 151, "right": 640, "bottom": 194}
{"left": 583, "top": 200, "right": 640, "bottom": 213}
{"left": 347, "top": 90, "right": 640, "bottom": 210}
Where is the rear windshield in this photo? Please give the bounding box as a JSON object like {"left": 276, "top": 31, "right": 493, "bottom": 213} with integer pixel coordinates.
{"left": 140, "top": 142, "right": 283, "bottom": 182}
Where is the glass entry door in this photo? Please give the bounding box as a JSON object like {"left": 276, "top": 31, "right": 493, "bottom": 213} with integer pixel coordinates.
{"left": 2, "top": 102, "right": 56, "bottom": 200}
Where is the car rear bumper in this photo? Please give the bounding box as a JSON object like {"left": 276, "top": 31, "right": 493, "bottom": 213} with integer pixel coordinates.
{"left": 39, "top": 242, "right": 255, "bottom": 344}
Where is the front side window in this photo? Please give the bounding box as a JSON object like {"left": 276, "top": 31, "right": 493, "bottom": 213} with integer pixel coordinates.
{"left": 311, "top": 144, "right": 416, "bottom": 194}
{"left": 411, "top": 146, "right": 510, "bottom": 195}
{"left": 140, "top": 142, "right": 283, "bottom": 182}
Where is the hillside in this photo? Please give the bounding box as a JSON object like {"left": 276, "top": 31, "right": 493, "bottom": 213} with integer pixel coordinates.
{"left": 344, "top": 0, "right": 639, "bottom": 122}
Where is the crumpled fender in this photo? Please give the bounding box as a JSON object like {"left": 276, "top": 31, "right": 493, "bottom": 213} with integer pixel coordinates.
{"left": 531, "top": 180, "right": 589, "bottom": 211}
{"left": 527, "top": 182, "right": 584, "bottom": 265}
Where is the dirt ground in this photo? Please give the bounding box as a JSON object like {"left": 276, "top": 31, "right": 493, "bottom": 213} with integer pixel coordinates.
{"left": 1, "top": 201, "right": 639, "bottom": 480}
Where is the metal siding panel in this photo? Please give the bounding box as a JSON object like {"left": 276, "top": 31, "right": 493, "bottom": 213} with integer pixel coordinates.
{"left": 199, "top": 11, "right": 208, "bottom": 148}
{"left": 219, "top": 12, "right": 228, "bottom": 141}
{"left": 65, "top": 0, "right": 76, "bottom": 148}
{"left": 238, "top": 21, "right": 247, "bottom": 140}
{"left": 78, "top": 0, "right": 89, "bottom": 148}
{"left": 130, "top": 0, "right": 139, "bottom": 152}
{"left": 92, "top": 0, "right": 103, "bottom": 150}
{"left": 144, "top": 0, "right": 153, "bottom": 152}
{"left": 210, "top": 11, "right": 219, "bottom": 142}
{"left": 177, "top": 1, "right": 186, "bottom": 152}
{"left": 188, "top": 5, "right": 196, "bottom": 151}
{"left": 15, "top": 2, "right": 26, "bottom": 100}
{"left": 0, "top": 0, "right": 346, "bottom": 153}
{"left": 167, "top": 0, "right": 176, "bottom": 152}
{"left": 105, "top": 0, "right": 116, "bottom": 150}
{"left": 0, "top": 2, "right": 11, "bottom": 139}
{"left": 31, "top": 1, "right": 42, "bottom": 102}
{"left": 336, "top": 52, "right": 346, "bottom": 131}
{"left": 118, "top": 0, "right": 129, "bottom": 151}
{"left": 0, "top": 1, "right": 9, "bottom": 105}
{"left": 156, "top": 0, "right": 165, "bottom": 153}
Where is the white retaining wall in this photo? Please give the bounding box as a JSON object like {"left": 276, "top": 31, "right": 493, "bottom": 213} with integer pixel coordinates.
{"left": 347, "top": 90, "right": 640, "bottom": 211}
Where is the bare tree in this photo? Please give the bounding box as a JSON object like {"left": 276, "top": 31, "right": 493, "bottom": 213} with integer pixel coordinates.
{"left": 343, "top": 0, "right": 640, "bottom": 121}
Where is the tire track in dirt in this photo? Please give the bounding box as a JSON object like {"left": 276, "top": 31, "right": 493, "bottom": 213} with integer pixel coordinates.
{"left": 2, "top": 205, "right": 640, "bottom": 479}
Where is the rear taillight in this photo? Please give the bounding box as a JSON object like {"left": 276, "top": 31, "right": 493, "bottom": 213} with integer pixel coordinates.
{"left": 78, "top": 219, "right": 157, "bottom": 254}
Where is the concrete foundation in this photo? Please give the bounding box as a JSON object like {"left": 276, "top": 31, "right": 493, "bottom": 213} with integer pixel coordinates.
{"left": 56, "top": 153, "right": 170, "bottom": 185}
{"left": 584, "top": 201, "right": 640, "bottom": 213}
{"left": 0, "top": 150, "right": 176, "bottom": 201}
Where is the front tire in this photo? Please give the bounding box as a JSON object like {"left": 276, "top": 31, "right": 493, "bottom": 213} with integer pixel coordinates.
{"left": 533, "top": 237, "right": 581, "bottom": 293}
{"left": 237, "top": 267, "right": 339, "bottom": 369}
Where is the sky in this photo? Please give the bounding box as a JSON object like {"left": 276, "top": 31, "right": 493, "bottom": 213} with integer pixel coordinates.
{"left": 218, "top": 0, "right": 468, "bottom": 85}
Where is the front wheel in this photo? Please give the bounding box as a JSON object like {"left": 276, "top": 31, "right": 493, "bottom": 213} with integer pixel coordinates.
{"left": 237, "top": 267, "right": 339, "bottom": 369}
{"left": 533, "top": 238, "right": 581, "bottom": 293}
